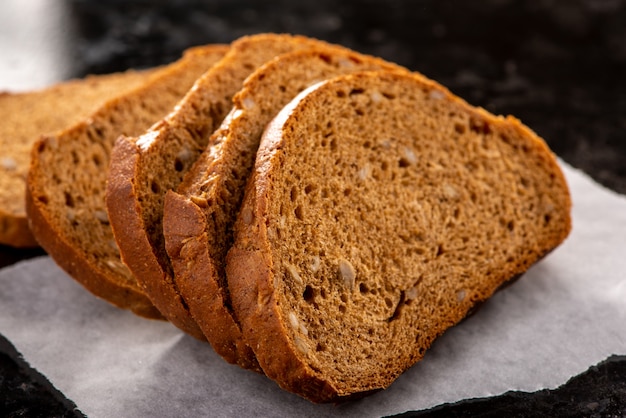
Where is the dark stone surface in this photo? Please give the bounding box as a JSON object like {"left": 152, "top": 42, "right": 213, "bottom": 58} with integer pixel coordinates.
{"left": 390, "top": 355, "right": 626, "bottom": 417}
{"left": 0, "top": 333, "right": 85, "bottom": 418}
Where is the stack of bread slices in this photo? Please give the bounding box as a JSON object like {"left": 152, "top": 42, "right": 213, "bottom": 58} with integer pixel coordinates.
{"left": 13, "top": 33, "right": 572, "bottom": 402}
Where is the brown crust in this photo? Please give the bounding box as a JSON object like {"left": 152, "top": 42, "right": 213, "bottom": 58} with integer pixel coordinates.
{"left": 106, "top": 137, "right": 205, "bottom": 337}
{"left": 163, "top": 191, "right": 260, "bottom": 370}
{"left": 25, "top": 157, "right": 162, "bottom": 319}
{"left": 24, "top": 44, "right": 228, "bottom": 320}
{"left": 107, "top": 34, "right": 336, "bottom": 357}
{"left": 226, "top": 71, "right": 572, "bottom": 402}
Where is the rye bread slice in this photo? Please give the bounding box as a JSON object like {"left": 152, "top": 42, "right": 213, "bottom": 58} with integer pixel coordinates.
{"left": 162, "top": 47, "right": 405, "bottom": 369}
{"left": 105, "top": 34, "right": 334, "bottom": 351}
{"left": 0, "top": 68, "right": 154, "bottom": 248}
{"left": 26, "top": 45, "right": 228, "bottom": 320}
{"left": 225, "top": 70, "right": 572, "bottom": 402}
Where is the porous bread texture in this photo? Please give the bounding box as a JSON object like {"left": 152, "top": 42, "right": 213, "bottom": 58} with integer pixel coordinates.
{"left": 106, "top": 34, "right": 340, "bottom": 354}
{"left": 226, "top": 70, "right": 572, "bottom": 402}
{"left": 162, "top": 47, "right": 405, "bottom": 369}
{"left": 26, "top": 45, "right": 228, "bottom": 320}
{"left": 0, "top": 68, "right": 153, "bottom": 248}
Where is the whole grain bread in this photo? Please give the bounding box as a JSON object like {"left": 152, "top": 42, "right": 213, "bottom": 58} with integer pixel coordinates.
{"left": 106, "top": 34, "right": 337, "bottom": 353}
{"left": 162, "top": 47, "right": 405, "bottom": 369}
{"left": 26, "top": 45, "right": 228, "bottom": 321}
{"left": 226, "top": 70, "right": 572, "bottom": 402}
{"left": 0, "top": 69, "right": 154, "bottom": 248}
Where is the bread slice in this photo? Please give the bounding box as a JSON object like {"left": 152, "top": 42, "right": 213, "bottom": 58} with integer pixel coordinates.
{"left": 106, "top": 34, "right": 336, "bottom": 351}
{"left": 226, "top": 70, "right": 572, "bottom": 402}
{"left": 0, "top": 68, "right": 154, "bottom": 248}
{"left": 162, "top": 47, "right": 405, "bottom": 369}
{"left": 26, "top": 44, "right": 228, "bottom": 321}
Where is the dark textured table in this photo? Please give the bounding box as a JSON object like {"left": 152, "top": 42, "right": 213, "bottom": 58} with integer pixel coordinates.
{"left": 1, "top": 0, "right": 625, "bottom": 415}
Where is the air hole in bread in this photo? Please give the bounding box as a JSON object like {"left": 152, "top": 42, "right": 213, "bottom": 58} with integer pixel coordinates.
{"left": 349, "top": 88, "right": 364, "bottom": 96}
{"left": 294, "top": 205, "right": 304, "bottom": 220}
{"left": 303, "top": 285, "right": 315, "bottom": 303}
{"left": 64, "top": 192, "right": 75, "bottom": 208}
{"left": 359, "top": 283, "right": 369, "bottom": 294}
{"left": 70, "top": 150, "right": 80, "bottom": 164}
{"left": 92, "top": 154, "right": 103, "bottom": 167}
{"left": 454, "top": 122, "right": 466, "bottom": 135}
{"left": 174, "top": 157, "right": 184, "bottom": 172}
{"left": 336, "top": 90, "right": 346, "bottom": 98}
{"left": 382, "top": 91, "right": 396, "bottom": 99}
{"left": 398, "top": 158, "right": 410, "bottom": 168}
{"left": 304, "top": 184, "right": 315, "bottom": 195}
{"left": 355, "top": 108, "right": 364, "bottom": 116}
{"left": 150, "top": 180, "right": 160, "bottom": 194}
{"left": 37, "top": 195, "right": 49, "bottom": 205}
{"left": 338, "top": 305, "right": 346, "bottom": 313}
{"left": 290, "top": 186, "right": 298, "bottom": 202}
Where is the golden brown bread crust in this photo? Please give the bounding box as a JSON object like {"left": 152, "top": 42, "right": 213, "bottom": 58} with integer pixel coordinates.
{"left": 226, "top": 70, "right": 572, "bottom": 402}
{"left": 25, "top": 173, "right": 162, "bottom": 318}
{"left": 163, "top": 191, "right": 260, "bottom": 370}
{"left": 0, "top": 69, "right": 154, "bottom": 248}
{"left": 106, "top": 34, "right": 335, "bottom": 354}
{"left": 161, "top": 45, "right": 406, "bottom": 369}
{"left": 26, "top": 45, "right": 228, "bottom": 321}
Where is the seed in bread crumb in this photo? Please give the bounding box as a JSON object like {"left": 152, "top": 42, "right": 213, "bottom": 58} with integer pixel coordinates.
{"left": 371, "top": 91, "right": 383, "bottom": 103}
{"left": 402, "top": 147, "right": 417, "bottom": 165}
{"left": 405, "top": 286, "right": 419, "bottom": 301}
{"left": 456, "top": 289, "right": 467, "bottom": 302}
{"left": 288, "top": 311, "right": 299, "bottom": 330}
{"left": 241, "top": 207, "right": 254, "bottom": 225}
{"left": 429, "top": 89, "right": 445, "bottom": 100}
{"left": 338, "top": 258, "right": 356, "bottom": 290}
{"left": 286, "top": 263, "right": 303, "bottom": 285}
{"left": 94, "top": 209, "right": 109, "bottom": 224}
{"left": 242, "top": 96, "right": 255, "bottom": 110}
{"left": 442, "top": 183, "right": 459, "bottom": 200}
{"left": 1, "top": 157, "right": 17, "bottom": 171}
{"left": 310, "top": 255, "right": 321, "bottom": 273}
{"left": 294, "top": 335, "right": 310, "bottom": 354}
{"left": 358, "top": 163, "right": 371, "bottom": 181}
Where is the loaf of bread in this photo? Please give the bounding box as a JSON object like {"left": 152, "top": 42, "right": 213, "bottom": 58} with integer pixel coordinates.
{"left": 26, "top": 45, "right": 228, "bottom": 320}
{"left": 105, "top": 34, "right": 337, "bottom": 348}
{"left": 225, "top": 70, "right": 572, "bottom": 402}
{"left": 0, "top": 68, "right": 154, "bottom": 248}
{"left": 161, "top": 46, "right": 405, "bottom": 369}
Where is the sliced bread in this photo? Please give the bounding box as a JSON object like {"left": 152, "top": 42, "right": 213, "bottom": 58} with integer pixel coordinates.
{"left": 26, "top": 44, "right": 228, "bottom": 321}
{"left": 0, "top": 68, "right": 154, "bottom": 248}
{"left": 105, "top": 34, "right": 336, "bottom": 351}
{"left": 225, "top": 70, "right": 572, "bottom": 402}
{"left": 162, "top": 47, "right": 405, "bottom": 369}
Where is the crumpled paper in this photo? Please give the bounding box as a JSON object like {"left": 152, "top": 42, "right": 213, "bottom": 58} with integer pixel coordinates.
{"left": 1, "top": 162, "right": 625, "bottom": 417}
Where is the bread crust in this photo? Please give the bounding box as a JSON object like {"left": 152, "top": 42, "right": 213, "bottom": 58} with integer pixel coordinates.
{"left": 161, "top": 44, "right": 406, "bottom": 369}
{"left": 106, "top": 34, "right": 339, "bottom": 359}
{"left": 26, "top": 161, "right": 162, "bottom": 318}
{"left": 226, "top": 71, "right": 572, "bottom": 402}
{"left": 0, "top": 69, "right": 154, "bottom": 248}
{"left": 26, "top": 45, "right": 228, "bottom": 320}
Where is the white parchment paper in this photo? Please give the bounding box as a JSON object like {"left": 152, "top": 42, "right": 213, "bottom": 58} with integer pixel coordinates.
{"left": 1, "top": 162, "right": 625, "bottom": 417}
